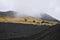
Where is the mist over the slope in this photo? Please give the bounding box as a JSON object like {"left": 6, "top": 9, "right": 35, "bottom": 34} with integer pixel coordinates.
{"left": 0, "top": 0, "right": 60, "bottom": 21}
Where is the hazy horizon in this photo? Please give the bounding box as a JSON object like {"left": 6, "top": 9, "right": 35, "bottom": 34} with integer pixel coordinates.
{"left": 0, "top": 0, "right": 60, "bottom": 21}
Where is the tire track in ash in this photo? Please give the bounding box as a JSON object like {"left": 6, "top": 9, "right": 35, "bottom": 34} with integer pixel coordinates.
{"left": 0, "top": 22, "right": 50, "bottom": 39}
{"left": 0, "top": 22, "right": 59, "bottom": 40}
{"left": 31, "top": 25, "right": 60, "bottom": 40}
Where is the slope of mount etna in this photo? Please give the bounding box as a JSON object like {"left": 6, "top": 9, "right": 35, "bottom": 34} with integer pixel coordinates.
{"left": 0, "top": 11, "right": 16, "bottom": 17}
{"left": 37, "top": 13, "right": 59, "bottom": 22}
{"left": 0, "top": 11, "right": 59, "bottom": 22}
{"left": 0, "top": 11, "right": 60, "bottom": 40}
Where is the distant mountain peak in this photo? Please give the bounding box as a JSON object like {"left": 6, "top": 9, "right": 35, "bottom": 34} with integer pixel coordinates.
{"left": 40, "top": 13, "right": 59, "bottom": 22}
{"left": 0, "top": 11, "right": 16, "bottom": 18}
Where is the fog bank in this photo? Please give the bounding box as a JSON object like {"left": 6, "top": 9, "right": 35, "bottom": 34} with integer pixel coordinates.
{"left": 0, "top": 0, "right": 60, "bottom": 21}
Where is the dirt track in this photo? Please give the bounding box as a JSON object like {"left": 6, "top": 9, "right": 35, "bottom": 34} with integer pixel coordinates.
{"left": 0, "top": 22, "right": 60, "bottom": 40}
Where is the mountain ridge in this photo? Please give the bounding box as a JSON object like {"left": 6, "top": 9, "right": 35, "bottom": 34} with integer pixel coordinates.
{"left": 0, "top": 11, "right": 59, "bottom": 22}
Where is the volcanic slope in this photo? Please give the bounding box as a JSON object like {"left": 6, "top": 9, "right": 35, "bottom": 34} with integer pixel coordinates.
{"left": 0, "top": 11, "right": 60, "bottom": 40}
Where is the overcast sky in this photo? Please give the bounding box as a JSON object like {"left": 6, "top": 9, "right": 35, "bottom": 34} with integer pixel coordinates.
{"left": 0, "top": 0, "right": 60, "bottom": 21}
